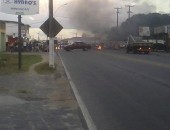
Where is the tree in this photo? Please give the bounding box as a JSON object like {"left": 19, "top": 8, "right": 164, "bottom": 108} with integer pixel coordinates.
{"left": 108, "top": 13, "right": 170, "bottom": 41}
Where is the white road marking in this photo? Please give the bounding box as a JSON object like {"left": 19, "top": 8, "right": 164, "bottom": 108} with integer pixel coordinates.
{"left": 58, "top": 53, "right": 98, "bottom": 130}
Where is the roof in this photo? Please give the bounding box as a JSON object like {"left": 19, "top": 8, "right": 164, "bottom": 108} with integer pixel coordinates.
{"left": 133, "top": 37, "right": 143, "bottom": 42}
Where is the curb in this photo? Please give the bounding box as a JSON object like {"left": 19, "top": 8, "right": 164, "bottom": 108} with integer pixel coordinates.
{"left": 57, "top": 52, "right": 98, "bottom": 130}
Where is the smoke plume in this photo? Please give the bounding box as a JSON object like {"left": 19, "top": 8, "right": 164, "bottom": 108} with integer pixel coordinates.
{"left": 68, "top": 0, "right": 157, "bottom": 34}
{"left": 68, "top": 0, "right": 114, "bottom": 33}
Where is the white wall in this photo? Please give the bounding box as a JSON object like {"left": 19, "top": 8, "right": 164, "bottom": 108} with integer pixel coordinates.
{"left": 6, "top": 22, "right": 30, "bottom": 38}
{"left": 6, "top": 23, "right": 18, "bottom": 36}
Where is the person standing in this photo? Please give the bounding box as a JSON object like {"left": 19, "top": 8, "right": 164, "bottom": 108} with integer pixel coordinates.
{"left": 23, "top": 41, "right": 27, "bottom": 52}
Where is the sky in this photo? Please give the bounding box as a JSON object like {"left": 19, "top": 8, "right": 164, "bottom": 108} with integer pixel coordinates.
{"left": 0, "top": 0, "right": 170, "bottom": 40}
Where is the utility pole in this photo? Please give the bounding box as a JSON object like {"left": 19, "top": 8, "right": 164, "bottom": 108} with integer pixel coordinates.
{"left": 18, "top": 15, "right": 22, "bottom": 70}
{"left": 37, "top": 32, "right": 40, "bottom": 41}
{"left": 125, "top": 5, "right": 134, "bottom": 19}
{"left": 114, "top": 7, "right": 122, "bottom": 28}
{"left": 49, "top": 0, "right": 55, "bottom": 68}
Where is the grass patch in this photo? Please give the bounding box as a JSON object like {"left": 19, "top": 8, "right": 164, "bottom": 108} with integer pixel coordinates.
{"left": 35, "top": 62, "right": 56, "bottom": 75}
{"left": 0, "top": 53, "right": 42, "bottom": 75}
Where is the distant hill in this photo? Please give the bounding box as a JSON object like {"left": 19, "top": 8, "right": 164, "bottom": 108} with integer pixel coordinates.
{"left": 108, "top": 13, "right": 170, "bottom": 41}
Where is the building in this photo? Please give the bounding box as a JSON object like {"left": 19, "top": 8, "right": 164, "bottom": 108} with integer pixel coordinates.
{"left": 6, "top": 21, "right": 30, "bottom": 38}
{"left": 0, "top": 21, "right": 6, "bottom": 52}
{"left": 0, "top": 20, "right": 31, "bottom": 52}
{"left": 5, "top": 21, "right": 30, "bottom": 45}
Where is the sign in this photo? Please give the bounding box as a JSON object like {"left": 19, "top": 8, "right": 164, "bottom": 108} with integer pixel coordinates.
{"left": 154, "top": 26, "right": 167, "bottom": 34}
{"left": 0, "top": 0, "right": 39, "bottom": 15}
{"left": 40, "top": 18, "right": 63, "bottom": 37}
{"left": 139, "top": 27, "right": 150, "bottom": 36}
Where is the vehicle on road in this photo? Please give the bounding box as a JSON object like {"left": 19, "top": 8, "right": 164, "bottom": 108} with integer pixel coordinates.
{"left": 64, "top": 41, "right": 91, "bottom": 51}
{"left": 126, "top": 35, "right": 152, "bottom": 54}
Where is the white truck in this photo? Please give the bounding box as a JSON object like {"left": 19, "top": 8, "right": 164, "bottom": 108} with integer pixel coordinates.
{"left": 126, "top": 35, "right": 153, "bottom": 54}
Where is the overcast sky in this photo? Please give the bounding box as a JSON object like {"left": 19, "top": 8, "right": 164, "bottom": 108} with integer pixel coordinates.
{"left": 0, "top": 0, "right": 170, "bottom": 39}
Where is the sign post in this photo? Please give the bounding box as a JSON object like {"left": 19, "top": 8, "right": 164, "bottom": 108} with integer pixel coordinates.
{"left": 0, "top": 0, "right": 39, "bottom": 69}
{"left": 40, "top": 0, "right": 63, "bottom": 68}
{"left": 49, "top": 0, "right": 55, "bottom": 68}
{"left": 18, "top": 15, "right": 22, "bottom": 69}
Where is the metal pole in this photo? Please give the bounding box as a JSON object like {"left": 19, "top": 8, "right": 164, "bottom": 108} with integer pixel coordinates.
{"left": 128, "top": 6, "right": 130, "bottom": 18}
{"left": 18, "top": 15, "right": 22, "bottom": 70}
{"left": 49, "top": 0, "right": 55, "bottom": 68}
{"left": 38, "top": 32, "right": 40, "bottom": 41}
{"left": 114, "top": 8, "right": 121, "bottom": 28}
{"left": 117, "top": 11, "right": 118, "bottom": 28}
{"left": 125, "top": 5, "right": 134, "bottom": 19}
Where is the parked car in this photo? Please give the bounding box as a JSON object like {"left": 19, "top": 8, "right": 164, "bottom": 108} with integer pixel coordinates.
{"left": 64, "top": 41, "right": 91, "bottom": 51}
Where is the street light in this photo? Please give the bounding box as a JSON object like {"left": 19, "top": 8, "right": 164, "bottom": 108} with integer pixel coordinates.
{"left": 53, "top": 3, "right": 68, "bottom": 16}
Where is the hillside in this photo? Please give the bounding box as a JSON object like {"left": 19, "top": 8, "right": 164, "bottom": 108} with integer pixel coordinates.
{"left": 108, "top": 13, "right": 170, "bottom": 41}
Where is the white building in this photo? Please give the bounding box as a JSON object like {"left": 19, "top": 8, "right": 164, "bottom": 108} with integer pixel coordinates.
{"left": 5, "top": 21, "right": 30, "bottom": 38}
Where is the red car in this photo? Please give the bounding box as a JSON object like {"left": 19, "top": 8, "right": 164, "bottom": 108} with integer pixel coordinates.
{"left": 64, "top": 41, "right": 91, "bottom": 51}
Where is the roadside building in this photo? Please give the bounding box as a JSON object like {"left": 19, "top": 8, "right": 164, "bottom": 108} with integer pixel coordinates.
{"left": 5, "top": 21, "right": 30, "bottom": 45}
{"left": 0, "top": 21, "right": 6, "bottom": 52}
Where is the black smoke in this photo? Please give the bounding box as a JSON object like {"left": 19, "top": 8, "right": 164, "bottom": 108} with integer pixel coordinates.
{"left": 68, "top": 0, "right": 157, "bottom": 35}
{"left": 68, "top": 0, "right": 114, "bottom": 33}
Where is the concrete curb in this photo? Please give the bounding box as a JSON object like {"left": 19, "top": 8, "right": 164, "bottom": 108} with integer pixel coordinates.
{"left": 57, "top": 52, "right": 98, "bottom": 130}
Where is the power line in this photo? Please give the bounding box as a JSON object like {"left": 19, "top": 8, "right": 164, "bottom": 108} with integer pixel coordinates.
{"left": 53, "top": 3, "right": 68, "bottom": 15}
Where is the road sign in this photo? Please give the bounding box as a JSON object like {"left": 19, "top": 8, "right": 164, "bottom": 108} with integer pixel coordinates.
{"left": 40, "top": 18, "right": 63, "bottom": 37}
{"left": 0, "top": 0, "right": 39, "bottom": 15}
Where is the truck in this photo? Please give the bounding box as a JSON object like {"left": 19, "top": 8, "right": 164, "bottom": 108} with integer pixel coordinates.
{"left": 126, "top": 35, "right": 152, "bottom": 54}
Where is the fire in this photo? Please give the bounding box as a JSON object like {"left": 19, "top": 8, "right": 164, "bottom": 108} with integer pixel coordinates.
{"left": 98, "top": 45, "right": 102, "bottom": 50}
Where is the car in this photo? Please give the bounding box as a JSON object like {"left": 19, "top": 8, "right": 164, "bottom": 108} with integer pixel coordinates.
{"left": 64, "top": 41, "right": 91, "bottom": 51}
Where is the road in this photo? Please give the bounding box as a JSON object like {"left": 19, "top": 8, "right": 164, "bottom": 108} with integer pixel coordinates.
{"left": 59, "top": 49, "right": 170, "bottom": 130}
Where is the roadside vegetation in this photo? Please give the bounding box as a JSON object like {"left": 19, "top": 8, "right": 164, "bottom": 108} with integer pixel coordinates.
{"left": 0, "top": 53, "right": 42, "bottom": 75}
{"left": 34, "top": 62, "right": 56, "bottom": 75}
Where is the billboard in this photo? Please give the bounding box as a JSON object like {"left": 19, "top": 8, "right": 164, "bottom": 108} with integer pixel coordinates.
{"left": 154, "top": 26, "right": 167, "bottom": 34}
{"left": 0, "top": 0, "right": 39, "bottom": 15}
{"left": 139, "top": 27, "right": 150, "bottom": 36}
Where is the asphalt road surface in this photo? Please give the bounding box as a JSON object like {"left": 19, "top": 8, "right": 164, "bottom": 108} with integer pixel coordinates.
{"left": 59, "top": 49, "right": 170, "bottom": 130}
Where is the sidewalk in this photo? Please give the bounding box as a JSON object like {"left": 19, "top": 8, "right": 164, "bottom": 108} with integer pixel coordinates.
{"left": 0, "top": 52, "right": 86, "bottom": 130}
